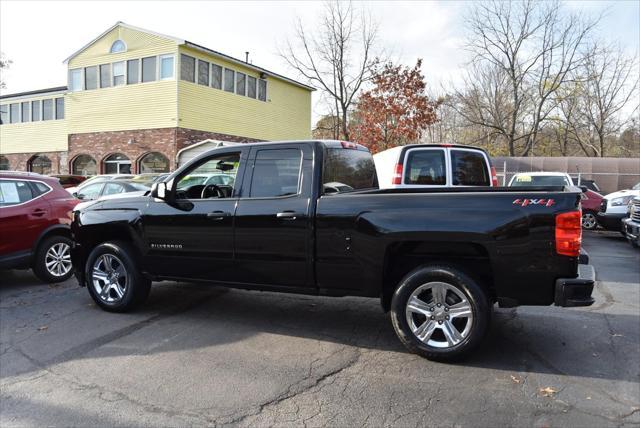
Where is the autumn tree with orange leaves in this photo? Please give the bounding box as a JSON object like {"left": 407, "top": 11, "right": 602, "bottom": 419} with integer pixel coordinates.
{"left": 352, "top": 59, "right": 440, "bottom": 153}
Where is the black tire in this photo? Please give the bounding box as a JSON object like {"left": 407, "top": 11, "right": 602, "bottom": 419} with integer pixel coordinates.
{"left": 85, "top": 241, "right": 151, "bottom": 312}
{"left": 33, "top": 235, "right": 74, "bottom": 283}
{"left": 390, "top": 265, "right": 490, "bottom": 362}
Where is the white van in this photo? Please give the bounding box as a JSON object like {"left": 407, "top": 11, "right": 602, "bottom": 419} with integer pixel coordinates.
{"left": 373, "top": 144, "right": 498, "bottom": 189}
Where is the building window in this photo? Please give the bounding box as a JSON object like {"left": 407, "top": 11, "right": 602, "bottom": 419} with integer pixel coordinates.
{"left": 211, "top": 64, "right": 222, "bottom": 89}
{"left": 55, "top": 98, "right": 64, "bottom": 120}
{"left": 0, "top": 105, "right": 8, "bottom": 125}
{"left": 138, "top": 152, "right": 170, "bottom": 173}
{"left": 71, "top": 154, "right": 97, "bottom": 176}
{"left": 21, "top": 102, "right": 30, "bottom": 123}
{"left": 31, "top": 100, "right": 41, "bottom": 121}
{"left": 224, "top": 69, "right": 235, "bottom": 93}
{"left": 42, "top": 99, "right": 54, "bottom": 121}
{"left": 142, "top": 56, "right": 157, "bottom": 82}
{"left": 180, "top": 54, "right": 195, "bottom": 83}
{"left": 69, "top": 68, "right": 83, "bottom": 91}
{"left": 127, "top": 59, "right": 139, "bottom": 84}
{"left": 247, "top": 76, "right": 257, "bottom": 99}
{"left": 28, "top": 155, "right": 52, "bottom": 174}
{"left": 85, "top": 66, "right": 98, "bottom": 90}
{"left": 197, "top": 60, "right": 209, "bottom": 86}
{"left": 113, "top": 61, "right": 125, "bottom": 86}
{"left": 0, "top": 155, "right": 9, "bottom": 170}
{"left": 160, "top": 55, "right": 174, "bottom": 79}
{"left": 103, "top": 153, "right": 131, "bottom": 174}
{"left": 100, "top": 64, "right": 111, "bottom": 88}
{"left": 236, "top": 72, "right": 246, "bottom": 96}
{"left": 110, "top": 40, "right": 126, "bottom": 53}
{"left": 10, "top": 103, "right": 20, "bottom": 123}
{"left": 258, "top": 79, "right": 267, "bottom": 101}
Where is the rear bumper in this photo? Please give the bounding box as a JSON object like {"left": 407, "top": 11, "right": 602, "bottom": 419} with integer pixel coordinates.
{"left": 622, "top": 218, "right": 640, "bottom": 245}
{"left": 555, "top": 264, "right": 595, "bottom": 307}
{"left": 596, "top": 212, "right": 625, "bottom": 230}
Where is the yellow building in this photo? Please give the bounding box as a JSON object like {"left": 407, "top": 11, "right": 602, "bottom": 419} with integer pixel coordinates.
{"left": 0, "top": 22, "right": 313, "bottom": 174}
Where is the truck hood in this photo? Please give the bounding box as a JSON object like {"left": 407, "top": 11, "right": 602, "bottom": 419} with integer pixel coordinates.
{"left": 604, "top": 189, "right": 640, "bottom": 199}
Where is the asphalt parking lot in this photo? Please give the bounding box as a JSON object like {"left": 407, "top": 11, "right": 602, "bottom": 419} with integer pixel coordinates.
{"left": 1, "top": 231, "right": 638, "bottom": 427}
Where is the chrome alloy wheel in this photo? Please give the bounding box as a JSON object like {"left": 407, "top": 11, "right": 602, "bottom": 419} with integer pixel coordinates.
{"left": 405, "top": 282, "right": 473, "bottom": 348}
{"left": 92, "top": 254, "right": 128, "bottom": 303}
{"left": 582, "top": 212, "right": 597, "bottom": 229}
{"left": 45, "top": 243, "right": 72, "bottom": 278}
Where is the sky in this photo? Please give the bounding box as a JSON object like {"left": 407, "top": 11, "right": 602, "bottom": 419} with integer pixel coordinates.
{"left": 1, "top": 0, "right": 638, "bottom": 119}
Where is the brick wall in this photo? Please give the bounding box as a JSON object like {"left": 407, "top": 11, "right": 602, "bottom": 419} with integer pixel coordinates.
{"left": 1, "top": 151, "right": 66, "bottom": 174}
{"left": 3, "top": 126, "right": 265, "bottom": 175}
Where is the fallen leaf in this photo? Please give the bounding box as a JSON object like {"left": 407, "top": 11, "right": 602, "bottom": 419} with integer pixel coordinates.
{"left": 592, "top": 353, "right": 598, "bottom": 357}
{"left": 510, "top": 375, "right": 522, "bottom": 384}
{"left": 37, "top": 326, "right": 48, "bottom": 331}
{"left": 610, "top": 333, "right": 623, "bottom": 338}
{"left": 586, "top": 396, "right": 591, "bottom": 400}
{"left": 539, "top": 387, "right": 558, "bottom": 397}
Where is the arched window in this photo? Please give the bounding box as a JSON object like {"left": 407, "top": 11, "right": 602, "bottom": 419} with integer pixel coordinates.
{"left": 138, "top": 152, "right": 170, "bottom": 173}
{"left": 71, "top": 154, "right": 97, "bottom": 176}
{"left": 0, "top": 155, "right": 10, "bottom": 170}
{"left": 110, "top": 40, "right": 126, "bottom": 53}
{"left": 103, "top": 153, "right": 131, "bottom": 174}
{"left": 28, "top": 155, "right": 52, "bottom": 174}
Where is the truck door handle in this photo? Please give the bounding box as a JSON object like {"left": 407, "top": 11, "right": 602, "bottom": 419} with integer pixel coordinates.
{"left": 31, "top": 209, "right": 46, "bottom": 217}
{"left": 276, "top": 211, "right": 298, "bottom": 220}
{"left": 207, "top": 211, "right": 230, "bottom": 220}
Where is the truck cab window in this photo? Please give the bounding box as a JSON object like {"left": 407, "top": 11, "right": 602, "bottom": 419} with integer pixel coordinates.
{"left": 250, "top": 149, "right": 302, "bottom": 198}
{"left": 175, "top": 152, "right": 240, "bottom": 200}
{"left": 322, "top": 148, "right": 377, "bottom": 194}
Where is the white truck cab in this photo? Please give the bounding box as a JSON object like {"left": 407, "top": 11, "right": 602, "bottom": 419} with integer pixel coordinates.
{"left": 373, "top": 144, "right": 498, "bottom": 189}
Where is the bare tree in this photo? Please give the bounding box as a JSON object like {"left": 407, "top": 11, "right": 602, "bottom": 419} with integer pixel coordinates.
{"left": 460, "top": 0, "right": 597, "bottom": 156}
{"left": 572, "top": 44, "right": 639, "bottom": 157}
{"left": 281, "top": 1, "right": 379, "bottom": 140}
{"left": 0, "top": 53, "right": 12, "bottom": 89}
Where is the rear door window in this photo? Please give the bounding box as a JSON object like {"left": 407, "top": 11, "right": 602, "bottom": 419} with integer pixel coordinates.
{"left": 450, "top": 149, "right": 490, "bottom": 186}
{"left": 250, "top": 149, "right": 302, "bottom": 198}
{"left": 0, "top": 180, "right": 35, "bottom": 206}
{"left": 103, "top": 182, "right": 125, "bottom": 195}
{"left": 404, "top": 149, "right": 446, "bottom": 185}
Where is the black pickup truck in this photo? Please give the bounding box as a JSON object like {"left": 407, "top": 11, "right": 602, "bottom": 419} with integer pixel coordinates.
{"left": 70, "top": 140, "right": 594, "bottom": 360}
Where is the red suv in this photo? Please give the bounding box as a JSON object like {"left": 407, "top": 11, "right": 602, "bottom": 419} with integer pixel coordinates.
{"left": 0, "top": 172, "right": 79, "bottom": 282}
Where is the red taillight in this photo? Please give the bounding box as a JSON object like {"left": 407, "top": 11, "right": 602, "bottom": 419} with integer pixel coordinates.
{"left": 491, "top": 166, "right": 499, "bottom": 187}
{"left": 556, "top": 210, "right": 582, "bottom": 257}
{"left": 392, "top": 163, "right": 403, "bottom": 185}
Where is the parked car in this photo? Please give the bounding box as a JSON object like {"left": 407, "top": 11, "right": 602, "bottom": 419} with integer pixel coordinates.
{"left": 508, "top": 171, "right": 573, "bottom": 187}
{"left": 66, "top": 174, "right": 136, "bottom": 195}
{"left": 0, "top": 172, "right": 79, "bottom": 282}
{"left": 508, "top": 172, "right": 602, "bottom": 230}
{"left": 71, "top": 140, "right": 593, "bottom": 362}
{"left": 74, "top": 179, "right": 151, "bottom": 201}
{"left": 373, "top": 144, "right": 498, "bottom": 188}
{"left": 597, "top": 183, "right": 640, "bottom": 231}
{"left": 622, "top": 196, "right": 640, "bottom": 248}
{"left": 50, "top": 174, "right": 88, "bottom": 188}
{"left": 572, "top": 178, "right": 600, "bottom": 193}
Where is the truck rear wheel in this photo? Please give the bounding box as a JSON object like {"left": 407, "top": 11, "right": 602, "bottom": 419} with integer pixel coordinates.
{"left": 85, "top": 241, "right": 151, "bottom": 312}
{"left": 390, "top": 265, "right": 490, "bottom": 361}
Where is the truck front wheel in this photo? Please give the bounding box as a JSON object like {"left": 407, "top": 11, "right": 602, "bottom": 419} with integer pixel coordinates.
{"left": 390, "top": 265, "right": 490, "bottom": 361}
{"left": 85, "top": 241, "right": 151, "bottom": 312}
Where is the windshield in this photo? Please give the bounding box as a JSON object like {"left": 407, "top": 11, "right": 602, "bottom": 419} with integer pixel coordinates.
{"left": 322, "top": 148, "right": 378, "bottom": 193}
{"left": 633, "top": 183, "right": 640, "bottom": 190}
{"left": 510, "top": 175, "right": 570, "bottom": 187}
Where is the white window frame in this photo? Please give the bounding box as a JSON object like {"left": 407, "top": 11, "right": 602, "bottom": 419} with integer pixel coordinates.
{"left": 31, "top": 100, "right": 41, "bottom": 121}
{"left": 110, "top": 39, "right": 127, "bottom": 54}
{"left": 223, "top": 68, "right": 236, "bottom": 93}
{"left": 258, "top": 78, "right": 268, "bottom": 102}
{"left": 210, "top": 63, "right": 223, "bottom": 90}
{"left": 159, "top": 54, "right": 175, "bottom": 80}
{"left": 112, "top": 61, "right": 126, "bottom": 86}
{"left": 69, "top": 68, "right": 84, "bottom": 92}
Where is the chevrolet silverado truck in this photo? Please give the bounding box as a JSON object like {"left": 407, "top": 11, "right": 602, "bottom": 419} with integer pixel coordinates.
{"left": 70, "top": 140, "right": 594, "bottom": 361}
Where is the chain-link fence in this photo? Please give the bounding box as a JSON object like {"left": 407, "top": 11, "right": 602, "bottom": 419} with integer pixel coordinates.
{"left": 493, "top": 156, "right": 640, "bottom": 194}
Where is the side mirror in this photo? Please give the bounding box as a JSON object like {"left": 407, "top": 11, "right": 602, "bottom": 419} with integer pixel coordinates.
{"left": 152, "top": 182, "right": 168, "bottom": 200}
{"left": 72, "top": 192, "right": 79, "bottom": 198}
{"left": 579, "top": 185, "right": 588, "bottom": 193}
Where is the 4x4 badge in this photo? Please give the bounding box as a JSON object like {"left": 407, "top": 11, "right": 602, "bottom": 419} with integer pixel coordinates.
{"left": 513, "top": 198, "right": 555, "bottom": 207}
